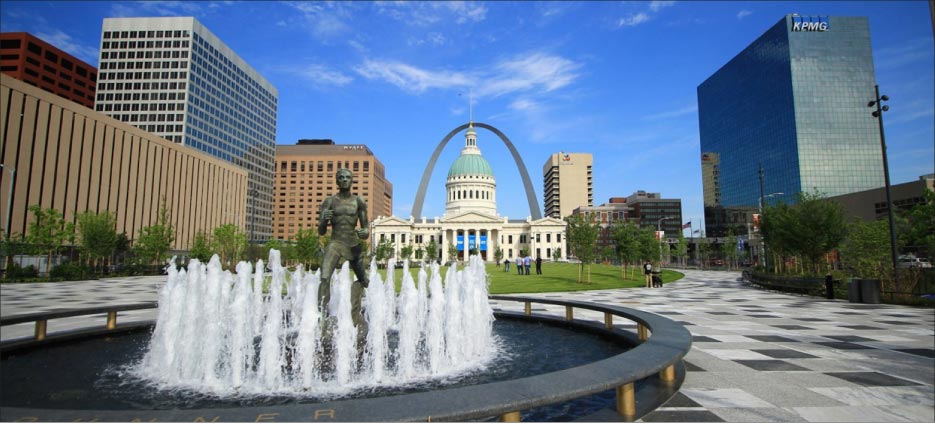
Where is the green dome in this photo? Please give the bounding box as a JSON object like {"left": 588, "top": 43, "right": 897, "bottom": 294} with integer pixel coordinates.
{"left": 466, "top": 125, "right": 476, "bottom": 134}
{"left": 447, "top": 154, "right": 494, "bottom": 178}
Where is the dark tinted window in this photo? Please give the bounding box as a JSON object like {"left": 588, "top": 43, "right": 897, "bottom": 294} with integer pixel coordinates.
{"left": 0, "top": 39, "right": 22, "bottom": 49}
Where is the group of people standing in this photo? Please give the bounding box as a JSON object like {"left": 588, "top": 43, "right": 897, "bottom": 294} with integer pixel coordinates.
{"left": 503, "top": 255, "right": 542, "bottom": 275}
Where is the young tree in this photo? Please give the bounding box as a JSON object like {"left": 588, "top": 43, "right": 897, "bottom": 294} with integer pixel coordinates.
{"left": 447, "top": 241, "right": 459, "bottom": 263}
{"left": 375, "top": 237, "right": 395, "bottom": 268}
{"left": 189, "top": 231, "right": 212, "bottom": 263}
{"left": 788, "top": 192, "right": 848, "bottom": 274}
{"left": 400, "top": 243, "right": 414, "bottom": 262}
{"left": 424, "top": 238, "right": 439, "bottom": 263}
{"left": 213, "top": 224, "right": 246, "bottom": 270}
{"left": 841, "top": 219, "right": 892, "bottom": 283}
{"left": 566, "top": 214, "right": 600, "bottom": 284}
{"left": 494, "top": 246, "right": 504, "bottom": 266}
{"left": 113, "top": 232, "right": 131, "bottom": 268}
{"left": 76, "top": 211, "right": 117, "bottom": 271}
{"left": 293, "top": 227, "right": 321, "bottom": 270}
{"left": 552, "top": 247, "right": 562, "bottom": 262}
{"left": 695, "top": 230, "right": 711, "bottom": 269}
{"left": 134, "top": 202, "right": 175, "bottom": 267}
{"left": 721, "top": 231, "right": 739, "bottom": 270}
{"left": 25, "top": 205, "right": 73, "bottom": 274}
{"left": 897, "top": 188, "right": 934, "bottom": 260}
{"left": 612, "top": 221, "right": 641, "bottom": 279}
{"left": 675, "top": 232, "right": 689, "bottom": 267}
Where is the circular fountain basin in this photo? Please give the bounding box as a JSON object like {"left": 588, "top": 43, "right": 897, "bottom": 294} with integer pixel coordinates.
{"left": 2, "top": 318, "right": 627, "bottom": 421}
{"left": 1, "top": 296, "right": 692, "bottom": 422}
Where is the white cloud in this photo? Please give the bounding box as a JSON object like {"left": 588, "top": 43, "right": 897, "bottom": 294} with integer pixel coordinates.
{"left": 649, "top": 1, "right": 676, "bottom": 12}
{"left": 289, "top": 2, "right": 356, "bottom": 41}
{"left": 618, "top": 13, "right": 650, "bottom": 27}
{"left": 642, "top": 105, "right": 698, "bottom": 120}
{"left": 478, "top": 53, "right": 582, "bottom": 97}
{"left": 354, "top": 60, "right": 472, "bottom": 93}
{"left": 109, "top": 1, "right": 225, "bottom": 17}
{"left": 355, "top": 52, "right": 582, "bottom": 98}
{"left": 375, "top": 1, "right": 486, "bottom": 26}
{"left": 875, "top": 38, "right": 935, "bottom": 70}
{"left": 510, "top": 98, "right": 539, "bottom": 111}
{"left": 407, "top": 32, "right": 448, "bottom": 47}
{"left": 617, "top": 1, "right": 677, "bottom": 28}
{"left": 296, "top": 64, "right": 353, "bottom": 87}
{"left": 737, "top": 10, "right": 753, "bottom": 20}
{"left": 34, "top": 30, "right": 98, "bottom": 64}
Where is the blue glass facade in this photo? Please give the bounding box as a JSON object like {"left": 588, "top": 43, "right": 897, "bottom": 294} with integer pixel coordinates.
{"left": 698, "top": 15, "right": 883, "bottom": 237}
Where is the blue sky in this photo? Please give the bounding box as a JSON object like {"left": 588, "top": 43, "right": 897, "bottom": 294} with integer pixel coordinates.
{"left": 2, "top": 1, "right": 933, "bottom": 235}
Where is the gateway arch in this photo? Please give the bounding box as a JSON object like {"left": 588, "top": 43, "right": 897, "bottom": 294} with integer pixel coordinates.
{"left": 411, "top": 122, "right": 542, "bottom": 220}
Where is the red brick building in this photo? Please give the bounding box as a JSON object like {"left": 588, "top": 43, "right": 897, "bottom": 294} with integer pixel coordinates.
{"left": 0, "top": 32, "right": 97, "bottom": 108}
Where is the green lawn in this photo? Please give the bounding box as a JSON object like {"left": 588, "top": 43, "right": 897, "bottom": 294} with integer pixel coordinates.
{"left": 376, "top": 262, "right": 684, "bottom": 294}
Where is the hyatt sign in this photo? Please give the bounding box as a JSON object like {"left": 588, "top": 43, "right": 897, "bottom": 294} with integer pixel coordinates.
{"left": 792, "top": 15, "right": 829, "bottom": 32}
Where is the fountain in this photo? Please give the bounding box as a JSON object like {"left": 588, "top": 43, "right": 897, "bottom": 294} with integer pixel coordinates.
{"left": 1, "top": 251, "right": 692, "bottom": 421}
{"left": 132, "top": 250, "right": 496, "bottom": 398}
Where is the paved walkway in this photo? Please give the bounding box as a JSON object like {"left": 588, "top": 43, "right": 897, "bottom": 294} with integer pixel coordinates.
{"left": 1, "top": 269, "right": 933, "bottom": 422}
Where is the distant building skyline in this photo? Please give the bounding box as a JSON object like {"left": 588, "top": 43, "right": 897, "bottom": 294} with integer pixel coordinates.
{"left": 95, "top": 17, "right": 278, "bottom": 241}
{"left": 698, "top": 14, "right": 885, "bottom": 238}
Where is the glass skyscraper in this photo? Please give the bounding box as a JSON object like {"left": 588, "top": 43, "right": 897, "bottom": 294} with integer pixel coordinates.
{"left": 698, "top": 15, "right": 883, "bottom": 237}
{"left": 96, "top": 17, "right": 277, "bottom": 241}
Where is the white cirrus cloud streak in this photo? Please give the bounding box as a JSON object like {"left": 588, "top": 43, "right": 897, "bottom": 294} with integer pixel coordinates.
{"left": 296, "top": 64, "right": 353, "bottom": 87}
{"left": 354, "top": 60, "right": 472, "bottom": 93}
{"left": 354, "top": 52, "right": 582, "bottom": 97}
{"left": 478, "top": 53, "right": 582, "bottom": 97}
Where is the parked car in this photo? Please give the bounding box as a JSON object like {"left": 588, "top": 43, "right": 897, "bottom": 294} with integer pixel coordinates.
{"left": 899, "top": 256, "right": 933, "bottom": 269}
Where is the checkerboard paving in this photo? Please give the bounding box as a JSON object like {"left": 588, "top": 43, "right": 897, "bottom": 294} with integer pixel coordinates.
{"left": 488, "top": 269, "right": 934, "bottom": 422}
{"left": 2, "top": 270, "right": 933, "bottom": 422}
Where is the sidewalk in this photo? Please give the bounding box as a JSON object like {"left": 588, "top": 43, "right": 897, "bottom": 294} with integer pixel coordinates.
{"left": 2, "top": 270, "right": 933, "bottom": 422}
{"left": 489, "top": 270, "right": 934, "bottom": 422}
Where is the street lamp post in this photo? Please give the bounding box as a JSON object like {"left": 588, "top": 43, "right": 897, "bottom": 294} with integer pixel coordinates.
{"left": 758, "top": 191, "right": 783, "bottom": 272}
{"left": 868, "top": 85, "right": 899, "bottom": 284}
{"left": 657, "top": 216, "right": 673, "bottom": 265}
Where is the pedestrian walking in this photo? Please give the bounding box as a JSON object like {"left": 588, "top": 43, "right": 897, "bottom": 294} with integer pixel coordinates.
{"left": 643, "top": 261, "right": 653, "bottom": 288}
{"left": 504, "top": 259, "right": 511, "bottom": 272}
{"left": 535, "top": 255, "right": 542, "bottom": 275}
{"left": 525, "top": 255, "right": 532, "bottom": 275}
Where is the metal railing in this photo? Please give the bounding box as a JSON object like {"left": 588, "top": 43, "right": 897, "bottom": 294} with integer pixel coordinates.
{"left": 0, "top": 296, "right": 692, "bottom": 422}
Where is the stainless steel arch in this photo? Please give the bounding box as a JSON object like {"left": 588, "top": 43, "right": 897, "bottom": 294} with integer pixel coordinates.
{"left": 411, "top": 122, "right": 542, "bottom": 220}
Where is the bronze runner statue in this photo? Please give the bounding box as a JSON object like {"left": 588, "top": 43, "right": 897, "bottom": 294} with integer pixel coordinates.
{"left": 318, "top": 168, "right": 369, "bottom": 342}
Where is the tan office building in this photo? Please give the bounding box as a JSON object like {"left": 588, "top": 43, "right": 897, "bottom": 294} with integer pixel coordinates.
{"left": 0, "top": 74, "right": 248, "bottom": 250}
{"left": 543, "top": 152, "right": 593, "bottom": 219}
{"left": 273, "top": 140, "right": 392, "bottom": 241}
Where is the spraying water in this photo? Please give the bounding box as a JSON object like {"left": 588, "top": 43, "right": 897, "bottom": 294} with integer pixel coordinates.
{"left": 133, "top": 251, "right": 497, "bottom": 397}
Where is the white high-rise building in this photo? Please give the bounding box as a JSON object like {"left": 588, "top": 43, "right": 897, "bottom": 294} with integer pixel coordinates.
{"left": 95, "top": 17, "right": 277, "bottom": 241}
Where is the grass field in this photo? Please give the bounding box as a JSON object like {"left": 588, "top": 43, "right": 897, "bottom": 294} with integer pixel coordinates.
{"left": 376, "top": 262, "right": 684, "bottom": 295}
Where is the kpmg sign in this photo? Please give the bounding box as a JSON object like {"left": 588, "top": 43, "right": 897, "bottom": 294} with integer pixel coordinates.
{"left": 791, "top": 15, "right": 829, "bottom": 32}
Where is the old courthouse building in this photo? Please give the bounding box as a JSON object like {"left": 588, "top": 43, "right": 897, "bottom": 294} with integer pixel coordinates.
{"left": 371, "top": 123, "right": 566, "bottom": 263}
